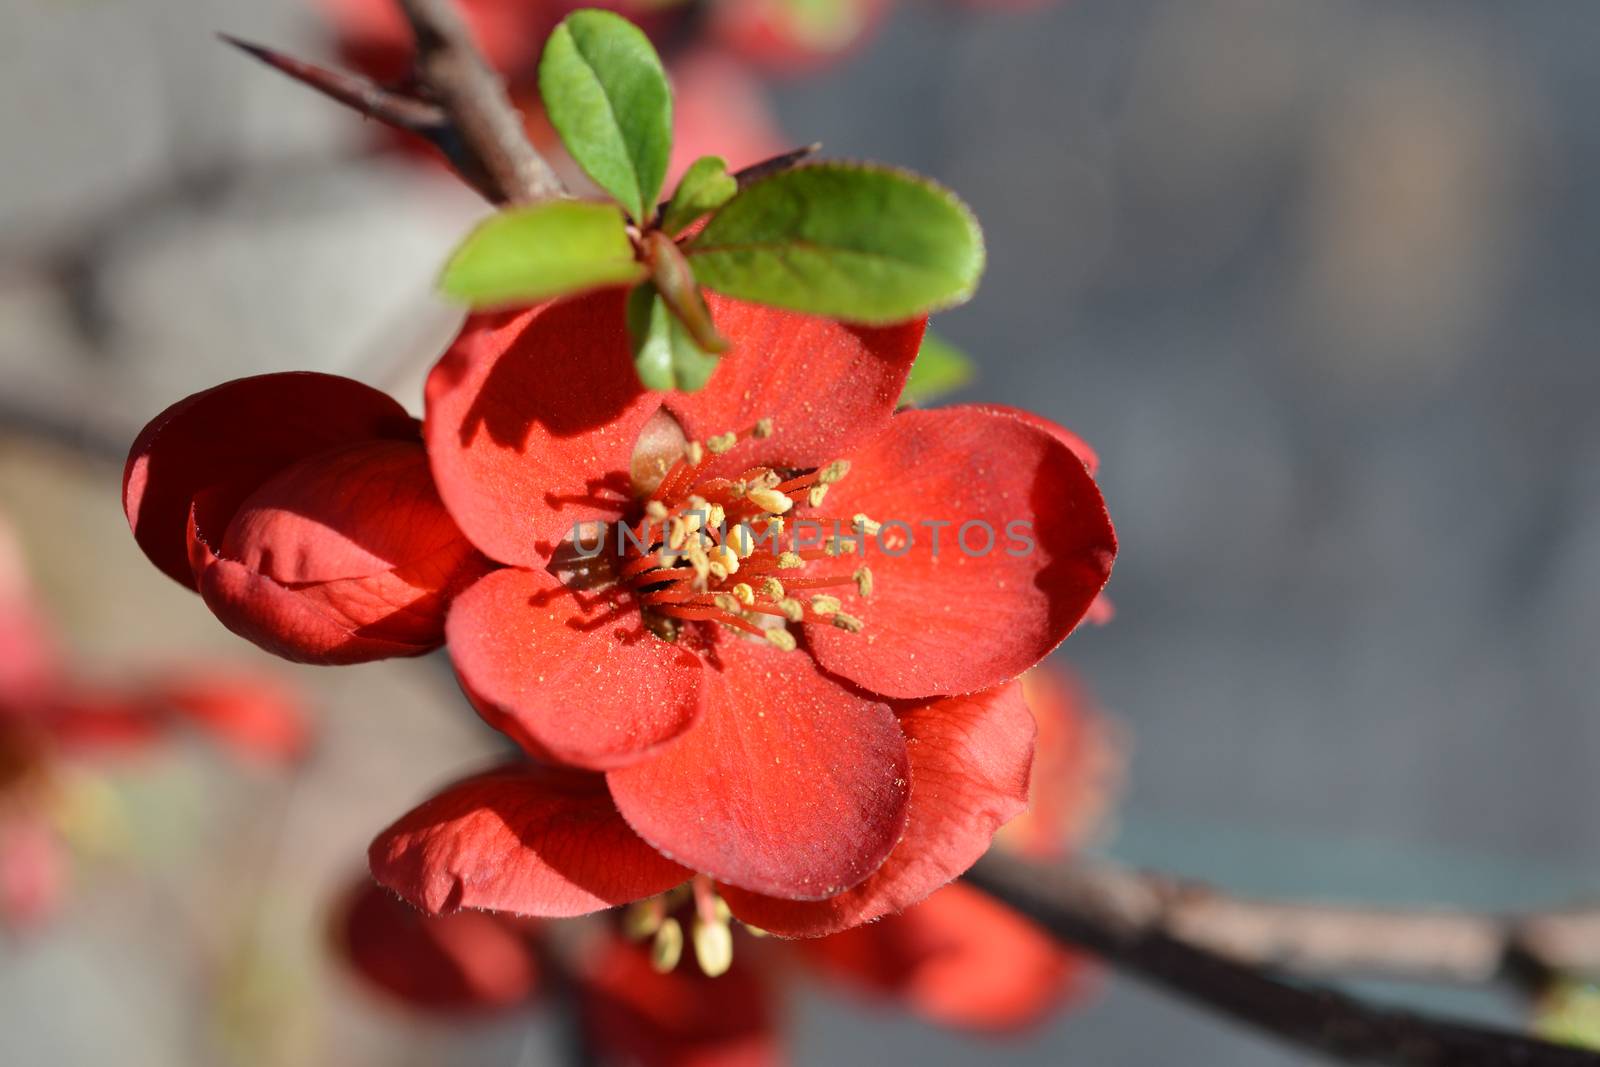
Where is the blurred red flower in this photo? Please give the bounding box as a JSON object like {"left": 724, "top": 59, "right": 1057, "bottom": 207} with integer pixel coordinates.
{"left": 0, "top": 519, "right": 310, "bottom": 930}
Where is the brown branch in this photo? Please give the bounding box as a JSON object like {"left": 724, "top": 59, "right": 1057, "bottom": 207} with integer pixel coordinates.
{"left": 395, "top": 0, "right": 564, "bottom": 204}
{"left": 222, "top": 0, "right": 563, "bottom": 205}
{"left": 966, "top": 852, "right": 1600, "bottom": 1067}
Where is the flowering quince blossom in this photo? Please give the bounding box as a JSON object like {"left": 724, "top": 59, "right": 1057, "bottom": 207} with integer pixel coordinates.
{"left": 122, "top": 289, "right": 1114, "bottom": 936}
{"left": 0, "top": 519, "right": 309, "bottom": 930}
{"left": 334, "top": 662, "right": 1116, "bottom": 1061}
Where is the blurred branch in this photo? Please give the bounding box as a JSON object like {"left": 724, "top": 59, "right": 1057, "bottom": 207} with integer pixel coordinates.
{"left": 223, "top": 0, "right": 563, "bottom": 205}
{"left": 966, "top": 852, "right": 1600, "bottom": 1067}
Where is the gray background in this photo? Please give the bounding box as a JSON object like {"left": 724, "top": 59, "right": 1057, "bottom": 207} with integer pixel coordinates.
{"left": 2, "top": 0, "right": 1597, "bottom": 1063}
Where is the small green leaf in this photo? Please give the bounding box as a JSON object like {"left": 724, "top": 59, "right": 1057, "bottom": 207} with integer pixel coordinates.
{"left": 661, "top": 156, "right": 738, "bottom": 234}
{"left": 539, "top": 9, "right": 673, "bottom": 222}
{"left": 900, "top": 330, "right": 975, "bottom": 405}
{"left": 441, "top": 199, "right": 646, "bottom": 308}
{"left": 686, "top": 162, "right": 985, "bottom": 324}
{"left": 1537, "top": 981, "right": 1600, "bottom": 1051}
{"left": 627, "top": 283, "right": 720, "bottom": 392}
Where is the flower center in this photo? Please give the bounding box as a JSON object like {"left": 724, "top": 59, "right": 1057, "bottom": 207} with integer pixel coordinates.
{"left": 615, "top": 417, "right": 874, "bottom": 651}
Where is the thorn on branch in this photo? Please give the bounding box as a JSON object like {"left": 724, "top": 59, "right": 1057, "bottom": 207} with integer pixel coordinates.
{"left": 217, "top": 35, "right": 446, "bottom": 135}
{"left": 734, "top": 143, "right": 823, "bottom": 189}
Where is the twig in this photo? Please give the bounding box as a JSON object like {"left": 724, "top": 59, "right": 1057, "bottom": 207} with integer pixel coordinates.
{"left": 394, "top": 0, "right": 563, "bottom": 203}
{"left": 969, "top": 855, "right": 1600, "bottom": 991}
{"left": 222, "top": 0, "right": 563, "bottom": 205}
{"left": 966, "top": 852, "right": 1600, "bottom": 1067}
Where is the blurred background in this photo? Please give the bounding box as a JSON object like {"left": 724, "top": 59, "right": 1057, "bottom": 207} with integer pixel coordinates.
{"left": 3, "top": 0, "right": 1599, "bottom": 1063}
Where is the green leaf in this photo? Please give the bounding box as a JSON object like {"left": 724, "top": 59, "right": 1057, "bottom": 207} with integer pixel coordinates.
{"left": 661, "top": 155, "right": 738, "bottom": 235}
{"left": 686, "top": 162, "right": 985, "bottom": 324}
{"left": 627, "top": 283, "right": 720, "bottom": 392}
{"left": 900, "top": 330, "right": 975, "bottom": 405}
{"left": 539, "top": 9, "right": 673, "bottom": 222}
{"left": 440, "top": 199, "right": 646, "bottom": 308}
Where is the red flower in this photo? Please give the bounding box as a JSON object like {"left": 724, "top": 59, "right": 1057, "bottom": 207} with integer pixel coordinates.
{"left": 355, "top": 289, "right": 1113, "bottom": 933}
{"left": 0, "top": 517, "right": 310, "bottom": 929}
{"left": 123, "top": 373, "right": 492, "bottom": 664}
{"left": 336, "top": 879, "right": 543, "bottom": 1013}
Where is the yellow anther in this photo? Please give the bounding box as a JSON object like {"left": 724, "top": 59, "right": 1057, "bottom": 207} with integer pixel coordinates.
{"left": 685, "top": 441, "right": 705, "bottom": 466}
{"left": 644, "top": 500, "right": 668, "bottom": 521}
{"left": 778, "top": 598, "right": 806, "bottom": 623}
{"left": 692, "top": 916, "right": 734, "bottom": 978}
{"left": 760, "top": 578, "right": 785, "bottom": 600}
{"left": 714, "top": 593, "right": 742, "bottom": 613}
{"left": 753, "top": 417, "right": 775, "bottom": 439}
{"left": 742, "top": 923, "right": 771, "bottom": 938}
{"left": 824, "top": 536, "right": 858, "bottom": 557}
{"left": 807, "top": 484, "right": 829, "bottom": 508}
{"left": 764, "top": 628, "right": 797, "bottom": 652}
{"left": 766, "top": 516, "right": 786, "bottom": 538}
{"left": 622, "top": 899, "right": 664, "bottom": 940}
{"left": 706, "top": 503, "right": 726, "bottom": 530}
{"left": 666, "top": 517, "right": 689, "bottom": 551}
{"left": 747, "top": 488, "right": 793, "bottom": 515}
{"left": 756, "top": 470, "right": 782, "bottom": 490}
{"left": 707, "top": 431, "right": 738, "bottom": 454}
{"left": 777, "top": 552, "right": 804, "bottom": 570}
{"left": 731, "top": 583, "right": 755, "bottom": 606}
{"left": 852, "top": 513, "right": 883, "bottom": 537}
{"left": 730, "top": 525, "right": 756, "bottom": 558}
{"left": 818, "top": 459, "right": 851, "bottom": 485}
{"left": 708, "top": 544, "right": 740, "bottom": 575}
{"left": 854, "top": 566, "right": 874, "bottom": 598}
{"left": 651, "top": 918, "right": 684, "bottom": 973}
{"left": 810, "top": 595, "right": 842, "bottom": 617}
{"left": 709, "top": 562, "right": 729, "bottom": 581}
{"left": 831, "top": 612, "right": 865, "bottom": 633}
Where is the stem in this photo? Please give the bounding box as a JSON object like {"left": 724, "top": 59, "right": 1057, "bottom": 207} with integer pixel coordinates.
{"left": 965, "top": 852, "right": 1600, "bottom": 1067}
{"left": 394, "top": 0, "right": 564, "bottom": 204}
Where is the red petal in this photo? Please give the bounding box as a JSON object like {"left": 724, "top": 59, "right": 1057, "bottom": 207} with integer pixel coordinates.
{"left": 580, "top": 935, "right": 781, "bottom": 1067}
{"left": 188, "top": 442, "right": 491, "bottom": 665}
{"left": 369, "top": 763, "right": 689, "bottom": 917}
{"left": 39, "top": 690, "right": 166, "bottom": 754}
{"left": 124, "top": 372, "right": 416, "bottom": 589}
{"left": 424, "top": 292, "right": 659, "bottom": 567}
{"left": 0, "top": 813, "right": 64, "bottom": 931}
{"left": 446, "top": 567, "right": 704, "bottom": 770}
{"left": 335, "top": 878, "right": 541, "bottom": 1014}
{"left": 999, "top": 665, "right": 1123, "bottom": 860}
{"left": 153, "top": 672, "right": 312, "bottom": 766}
{"left": 721, "top": 681, "right": 1033, "bottom": 936}
{"left": 972, "top": 403, "right": 1101, "bottom": 475}
{"left": 0, "top": 519, "right": 62, "bottom": 704}
{"left": 795, "top": 882, "right": 1089, "bottom": 1033}
{"left": 663, "top": 297, "right": 924, "bottom": 481}
{"left": 607, "top": 637, "right": 909, "bottom": 900}
{"left": 805, "top": 406, "right": 1115, "bottom": 698}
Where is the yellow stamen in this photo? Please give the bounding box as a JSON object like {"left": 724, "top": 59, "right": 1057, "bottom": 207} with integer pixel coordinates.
{"left": 731, "top": 583, "right": 755, "bottom": 606}
{"left": 651, "top": 918, "right": 684, "bottom": 973}
{"left": 764, "top": 628, "right": 797, "bottom": 652}
{"left": 753, "top": 417, "right": 775, "bottom": 439}
{"left": 854, "top": 566, "right": 874, "bottom": 598}
{"left": 831, "top": 612, "right": 865, "bottom": 633}
{"left": 818, "top": 459, "right": 851, "bottom": 485}
{"left": 810, "top": 595, "right": 842, "bottom": 617}
{"left": 692, "top": 916, "right": 734, "bottom": 977}
{"left": 747, "top": 487, "right": 793, "bottom": 515}
{"left": 760, "top": 578, "right": 785, "bottom": 600}
{"left": 707, "top": 431, "right": 738, "bottom": 454}
{"left": 777, "top": 552, "right": 804, "bottom": 570}
{"left": 778, "top": 598, "right": 805, "bottom": 623}
{"left": 807, "top": 484, "right": 829, "bottom": 508}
